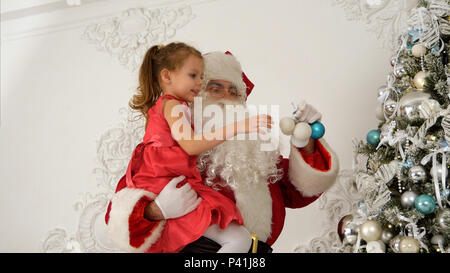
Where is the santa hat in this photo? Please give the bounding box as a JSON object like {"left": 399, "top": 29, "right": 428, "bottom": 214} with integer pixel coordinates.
{"left": 203, "top": 51, "right": 254, "bottom": 101}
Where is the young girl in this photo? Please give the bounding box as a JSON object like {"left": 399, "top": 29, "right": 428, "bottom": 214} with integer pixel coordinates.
{"left": 125, "top": 42, "right": 272, "bottom": 253}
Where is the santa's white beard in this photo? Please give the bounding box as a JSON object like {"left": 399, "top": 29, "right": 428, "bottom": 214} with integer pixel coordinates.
{"left": 193, "top": 91, "right": 283, "bottom": 190}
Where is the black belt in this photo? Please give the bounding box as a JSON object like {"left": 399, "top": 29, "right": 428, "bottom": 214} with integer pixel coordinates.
{"left": 180, "top": 236, "right": 273, "bottom": 253}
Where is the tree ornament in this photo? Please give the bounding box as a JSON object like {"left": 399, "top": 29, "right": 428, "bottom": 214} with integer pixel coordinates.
{"left": 399, "top": 236, "right": 420, "bottom": 253}
{"left": 400, "top": 190, "right": 419, "bottom": 208}
{"left": 389, "top": 235, "right": 403, "bottom": 253}
{"left": 394, "top": 65, "right": 407, "bottom": 78}
{"left": 380, "top": 229, "right": 394, "bottom": 244}
{"left": 414, "top": 194, "right": 436, "bottom": 215}
{"left": 390, "top": 56, "right": 400, "bottom": 67}
{"left": 338, "top": 215, "right": 358, "bottom": 245}
{"left": 413, "top": 71, "right": 430, "bottom": 90}
{"left": 292, "top": 122, "right": 312, "bottom": 147}
{"left": 366, "top": 130, "right": 381, "bottom": 146}
{"left": 279, "top": 117, "right": 295, "bottom": 135}
{"left": 430, "top": 163, "right": 448, "bottom": 180}
{"left": 384, "top": 99, "right": 397, "bottom": 117}
{"left": 436, "top": 209, "right": 450, "bottom": 232}
{"left": 360, "top": 220, "right": 382, "bottom": 242}
{"left": 411, "top": 44, "right": 427, "bottom": 57}
{"left": 398, "top": 91, "right": 431, "bottom": 120}
{"left": 310, "top": 121, "right": 325, "bottom": 139}
{"left": 408, "top": 165, "right": 427, "bottom": 183}
{"left": 366, "top": 240, "right": 386, "bottom": 253}
{"left": 430, "top": 234, "right": 446, "bottom": 248}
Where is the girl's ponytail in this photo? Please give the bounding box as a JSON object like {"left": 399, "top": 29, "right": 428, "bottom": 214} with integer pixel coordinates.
{"left": 129, "top": 45, "right": 161, "bottom": 126}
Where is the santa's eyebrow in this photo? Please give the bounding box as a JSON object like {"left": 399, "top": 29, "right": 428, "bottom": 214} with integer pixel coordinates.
{"left": 207, "top": 82, "right": 224, "bottom": 88}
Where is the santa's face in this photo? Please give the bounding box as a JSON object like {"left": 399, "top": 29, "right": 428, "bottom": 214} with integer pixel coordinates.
{"left": 193, "top": 79, "right": 282, "bottom": 190}
{"left": 204, "top": 80, "right": 242, "bottom": 102}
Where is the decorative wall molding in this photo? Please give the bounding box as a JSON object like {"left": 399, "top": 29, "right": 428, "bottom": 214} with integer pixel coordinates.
{"left": 41, "top": 108, "right": 145, "bottom": 253}
{"left": 82, "top": 5, "right": 196, "bottom": 70}
{"left": 293, "top": 170, "right": 361, "bottom": 253}
{"left": 333, "top": 0, "right": 419, "bottom": 50}
{"left": 1, "top": 0, "right": 213, "bottom": 42}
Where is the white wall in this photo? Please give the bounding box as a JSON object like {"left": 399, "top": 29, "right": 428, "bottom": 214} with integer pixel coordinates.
{"left": 0, "top": 0, "right": 393, "bottom": 252}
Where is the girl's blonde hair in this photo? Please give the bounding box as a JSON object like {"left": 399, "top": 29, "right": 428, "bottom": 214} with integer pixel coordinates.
{"left": 129, "top": 42, "right": 202, "bottom": 126}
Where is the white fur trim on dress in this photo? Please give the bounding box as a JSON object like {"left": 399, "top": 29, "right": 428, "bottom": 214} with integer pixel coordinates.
{"left": 106, "top": 188, "right": 166, "bottom": 253}
{"left": 288, "top": 139, "right": 339, "bottom": 197}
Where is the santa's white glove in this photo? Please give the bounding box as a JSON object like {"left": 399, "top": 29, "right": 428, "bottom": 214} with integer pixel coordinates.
{"left": 154, "top": 175, "right": 202, "bottom": 219}
{"left": 293, "top": 100, "right": 322, "bottom": 123}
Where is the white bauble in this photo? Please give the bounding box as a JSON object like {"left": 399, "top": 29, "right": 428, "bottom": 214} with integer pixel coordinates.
{"left": 291, "top": 122, "right": 312, "bottom": 148}
{"left": 280, "top": 117, "right": 296, "bottom": 135}
{"left": 412, "top": 44, "right": 427, "bottom": 57}
{"left": 366, "top": 240, "right": 386, "bottom": 253}
{"left": 360, "top": 220, "right": 382, "bottom": 242}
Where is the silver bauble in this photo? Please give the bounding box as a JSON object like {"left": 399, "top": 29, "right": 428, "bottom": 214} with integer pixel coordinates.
{"left": 384, "top": 99, "right": 397, "bottom": 117}
{"left": 430, "top": 163, "right": 449, "bottom": 180}
{"left": 391, "top": 57, "right": 400, "bottom": 67}
{"left": 436, "top": 209, "right": 450, "bottom": 232}
{"left": 408, "top": 165, "right": 427, "bottom": 183}
{"left": 389, "top": 235, "right": 403, "bottom": 253}
{"left": 398, "top": 91, "right": 431, "bottom": 120}
{"left": 394, "top": 65, "right": 407, "bottom": 78}
{"left": 430, "top": 234, "right": 446, "bottom": 247}
{"left": 418, "top": 99, "right": 441, "bottom": 119}
{"left": 399, "top": 236, "right": 420, "bottom": 253}
{"left": 400, "top": 190, "right": 419, "bottom": 208}
{"left": 360, "top": 220, "right": 382, "bottom": 242}
{"left": 380, "top": 229, "right": 394, "bottom": 244}
{"left": 338, "top": 215, "right": 358, "bottom": 245}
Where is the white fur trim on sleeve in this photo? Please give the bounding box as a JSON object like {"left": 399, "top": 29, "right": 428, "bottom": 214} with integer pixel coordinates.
{"left": 288, "top": 139, "right": 339, "bottom": 197}
{"left": 106, "top": 187, "right": 166, "bottom": 253}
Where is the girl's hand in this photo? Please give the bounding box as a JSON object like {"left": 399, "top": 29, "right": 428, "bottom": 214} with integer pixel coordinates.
{"left": 236, "top": 114, "right": 273, "bottom": 135}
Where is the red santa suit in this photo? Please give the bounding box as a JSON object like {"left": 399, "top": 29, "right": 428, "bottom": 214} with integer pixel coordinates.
{"left": 104, "top": 138, "right": 338, "bottom": 252}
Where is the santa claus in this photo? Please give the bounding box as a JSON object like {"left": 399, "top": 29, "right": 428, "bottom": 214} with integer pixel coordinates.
{"left": 104, "top": 51, "right": 339, "bottom": 253}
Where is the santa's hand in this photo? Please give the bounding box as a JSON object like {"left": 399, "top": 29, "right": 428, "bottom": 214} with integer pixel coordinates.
{"left": 293, "top": 100, "right": 322, "bottom": 123}
{"left": 154, "top": 175, "right": 202, "bottom": 219}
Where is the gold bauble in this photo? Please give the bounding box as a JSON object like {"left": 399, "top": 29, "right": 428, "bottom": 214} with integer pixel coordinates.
{"left": 399, "top": 236, "right": 420, "bottom": 253}
{"left": 413, "top": 71, "right": 429, "bottom": 90}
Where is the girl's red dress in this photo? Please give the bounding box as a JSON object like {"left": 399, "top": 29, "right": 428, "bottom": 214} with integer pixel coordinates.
{"left": 124, "top": 94, "right": 243, "bottom": 253}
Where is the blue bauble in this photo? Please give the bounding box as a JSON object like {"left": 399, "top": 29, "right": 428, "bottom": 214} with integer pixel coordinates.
{"left": 310, "top": 121, "right": 325, "bottom": 139}
{"left": 414, "top": 194, "right": 436, "bottom": 215}
{"left": 366, "top": 130, "right": 381, "bottom": 146}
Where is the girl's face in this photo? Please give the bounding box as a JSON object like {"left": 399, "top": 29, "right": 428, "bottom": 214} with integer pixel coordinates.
{"left": 167, "top": 55, "right": 204, "bottom": 103}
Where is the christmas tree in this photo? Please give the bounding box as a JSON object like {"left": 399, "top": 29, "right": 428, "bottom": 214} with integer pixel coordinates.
{"left": 340, "top": 0, "right": 450, "bottom": 253}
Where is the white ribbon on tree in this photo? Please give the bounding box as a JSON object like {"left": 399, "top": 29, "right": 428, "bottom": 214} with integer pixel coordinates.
{"left": 421, "top": 146, "right": 449, "bottom": 209}
{"left": 397, "top": 215, "right": 429, "bottom": 252}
